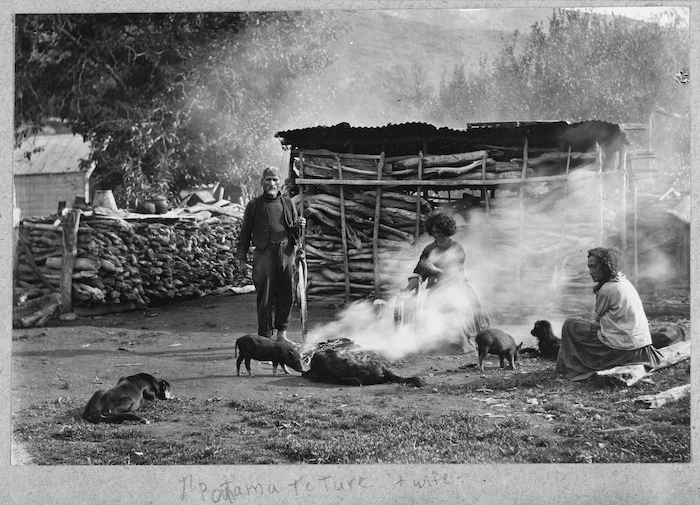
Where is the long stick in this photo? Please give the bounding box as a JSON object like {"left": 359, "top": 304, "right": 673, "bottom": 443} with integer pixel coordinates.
{"left": 557, "top": 146, "right": 572, "bottom": 275}
{"left": 19, "top": 234, "right": 55, "bottom": 290}
{"left": 597, "top": 143, "right": 604, "bottom": 244}
{"left": 517, "top": 138, "right": 528, "bottom": 300}
{"left": 482, "top": 152, "right": 490, "bottom": 212}
{"left": 373, "top": 153, "right": 384, "bottom": 299}
{"left": 297, "top": 151, "right": 308, "bottom": 341}
{"left": 337, "top": 155, "right": 350, "bottom": 303}
{"left": 415, "top": 151, "right": 423, "bottom": 243}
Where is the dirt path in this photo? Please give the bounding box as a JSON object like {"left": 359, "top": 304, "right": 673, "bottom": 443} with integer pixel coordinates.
{"left": 12, "top": 293, "right": 485, "bottom": 416}
{"left": 12, "top": 291, "right": 690, "bottom": 466}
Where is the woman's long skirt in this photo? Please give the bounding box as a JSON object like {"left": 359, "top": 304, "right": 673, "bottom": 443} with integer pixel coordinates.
{"left": 555, "top": 318, "right": 664, "bottom": 380}
{"left": 425, "top": 278, "right": 491, "bottom": 353}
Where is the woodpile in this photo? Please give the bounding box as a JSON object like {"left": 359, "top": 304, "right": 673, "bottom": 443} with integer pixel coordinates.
{"left": 15, "top": 208, "right": 248, "bottom": 320}
{"left": 295, "top": 146, "right": 623, "bottom": 313}
{"left": 298, "top": 150, "right": 433, "bottom": 302}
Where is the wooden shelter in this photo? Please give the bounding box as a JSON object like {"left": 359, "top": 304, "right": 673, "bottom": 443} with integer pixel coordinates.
{"left": 13, "top": 133, "right": 95, "bottom": 218}
{"left": 276, "top": 120, "right": 642, "bottom": 317}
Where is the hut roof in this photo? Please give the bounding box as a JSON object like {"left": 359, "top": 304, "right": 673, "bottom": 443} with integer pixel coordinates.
{"left": 275, "top": 120, "right": 626, "bottom": 158}
{"left": 13, "top": 134, "right": 93, "bottom": 176}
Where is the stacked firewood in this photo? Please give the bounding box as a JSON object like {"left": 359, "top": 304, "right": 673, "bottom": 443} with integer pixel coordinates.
{"left": 300, "top": 148, "right": 541, "bottom": 181}
{"left": 302, "top": 190, "right": 427, "bottom": 301}
{"left": 296, "top": 148, "right": 606, "bottom": 304}
{"left": 298, "top": 151, "right": 433, "bottom": 302}
{"left": 15, "top": 214, "right": 246, "bottom": 309}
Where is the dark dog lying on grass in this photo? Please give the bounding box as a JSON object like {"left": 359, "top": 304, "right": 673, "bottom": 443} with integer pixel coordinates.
{"left": 82, "top": 373, "right": 173, "bottom": 424}
{"left": 529, "top": 320, "right": 561, "bottom": 360}
{"left": 302, "top": 339, "right": 426, "bottom": 387}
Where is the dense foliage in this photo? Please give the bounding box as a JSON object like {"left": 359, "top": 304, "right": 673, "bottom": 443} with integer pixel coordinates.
{"left": 414, "top": 9, "right": 690, "bottom": 188}
{"left": 15, "top": 12, "right": 346, "bottom": 206}
{"left": 15, "top": 9, "right": 689, "bottom": 204}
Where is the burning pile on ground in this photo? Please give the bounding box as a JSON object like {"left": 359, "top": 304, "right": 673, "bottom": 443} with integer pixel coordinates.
{"left": 301, "top": 337, "right": 426, "bottom": 387}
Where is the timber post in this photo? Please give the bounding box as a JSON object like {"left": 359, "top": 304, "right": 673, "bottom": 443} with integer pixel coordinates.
{"left": 60, "top": 208, "right": 81, "bottom": 314}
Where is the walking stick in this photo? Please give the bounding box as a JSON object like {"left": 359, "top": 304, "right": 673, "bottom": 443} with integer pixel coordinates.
{"left": 297, "top": 166, "right": 308, "bottom": 343}
{"left": 296, "top": 236, "right": 308, "bottom": 342}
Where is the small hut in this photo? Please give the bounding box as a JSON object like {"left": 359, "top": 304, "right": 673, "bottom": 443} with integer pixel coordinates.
{"left": 13, "top": 133, "right": 95, "bottom": 218}
{"left": 276, "top": 120, "right": 653, "bottom": 319}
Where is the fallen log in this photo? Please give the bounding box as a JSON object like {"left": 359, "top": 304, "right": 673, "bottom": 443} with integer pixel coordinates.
{"left": 510, "top": 151, "right": 596, "bottom": 168}
{"left": 14, "top": 292, "right": 63, "bottom": 328}
{"left": 321, "top": 268, "right": 384, "bottom": 283}
{"left": 45, "top": 256, "right": 100, "bottom": 271}
{"left": 420, "top": 158, "right": 496, "bottom": 178}
{"left": 392, "top": 150, "right": 489, "bottom": 170}
{"left": 18, "top": 235, "right": 55, "bottom": 290}
{"left": 654, "top": 341, "right": 691, "bottom": 369}
{"left": 457, "top": 169, "right": 535, "bottom": 180}
{"left": 634, "top": 384, "right": 690, "bottom": 409}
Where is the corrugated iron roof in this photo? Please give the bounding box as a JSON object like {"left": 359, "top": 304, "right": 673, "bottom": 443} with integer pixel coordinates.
{"left": 275, "top": 120, "right": 626, "bottom": 158}
{"left": 13, "top": 133, "right": 93, "bottom": 176}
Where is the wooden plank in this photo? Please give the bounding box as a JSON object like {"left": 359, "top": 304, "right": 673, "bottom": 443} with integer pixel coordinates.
{"left": 481, "top": 153, "right": 490, "bottom": 212}
{"left": 516, "top": 138, "right": 528, "bottom": 298}
{"left": 337, "top": 156, "right": 350, "bottom": 303}
{"left": 415, "top": 152, "right": 423, "bottom": 242}
{"left": 557, "top": 146, "right": 572, "bottom": 271}
{"left": 373, "top": 153, "right": 384, "bottom": 298}
{"left": 295, "top": 174, "right": 572, "bottom": 187}
{"left": 22, "top": 222, "right": 62, "bottom": 231}
{"left": 18, "top": 234, "right": 55, "bottom": 290}
{"left": 60, "top": 209, "right": 81, "bottom": 314}
{"left": 597, "top": 144, "right": 604, "bottom": 244}
{"left": 392, "top": 150, "right": 489, "bottom": 170}
{"left": 301, "top": 150, "right": 382, "bottom": 161}
{"left": 635, "top": 384, "right": 690, "bottom": 409}
{"left": 298, "top": 152, "right": 308, "bottom": 341}
{"left": 620, "top": 147, "right": 628, "bottom": 255}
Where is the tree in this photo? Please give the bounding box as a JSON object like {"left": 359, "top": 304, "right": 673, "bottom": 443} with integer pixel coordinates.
{"left": 421, "top": 8, "right": 689, "bottom": 186}
{"left": 15, "top": 12, "right": 347, "bottom": 206}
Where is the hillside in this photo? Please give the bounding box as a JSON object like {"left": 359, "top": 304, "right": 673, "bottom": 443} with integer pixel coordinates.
{"left": 279, "top": 8, "right": 555, "bottom": 129}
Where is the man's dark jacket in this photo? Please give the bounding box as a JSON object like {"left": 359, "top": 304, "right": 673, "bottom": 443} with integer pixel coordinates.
{"left": 236, "top": 194, "right": 301, "bottom": 263}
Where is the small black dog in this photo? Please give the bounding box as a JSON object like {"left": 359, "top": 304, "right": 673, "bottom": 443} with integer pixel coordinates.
{"left": 530, "top": 320, "right": 561, "bottom": 360}
{"left": 82, "top": 373, "right": 173, "bottom": 424}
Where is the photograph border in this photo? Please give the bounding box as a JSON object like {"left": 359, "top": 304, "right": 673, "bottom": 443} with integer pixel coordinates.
{"left": 3, "top": 1, "right": 697, "bottom": 503}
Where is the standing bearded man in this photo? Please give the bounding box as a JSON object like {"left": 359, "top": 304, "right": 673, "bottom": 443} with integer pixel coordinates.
{"left": 237, "top": 166, "right": 305, "bottom": 342}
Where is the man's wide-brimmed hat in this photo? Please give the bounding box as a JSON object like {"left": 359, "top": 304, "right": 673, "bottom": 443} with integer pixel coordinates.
{"left": 262, "top": 166, "right": 280, "bottom": 179}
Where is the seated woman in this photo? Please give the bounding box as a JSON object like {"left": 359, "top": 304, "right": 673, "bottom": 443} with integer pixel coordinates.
{"left": 402, "top": 212, "right": 490, "bottom": 352}
{"left": 556, "top": 247, "right": 664, "bottom": 380}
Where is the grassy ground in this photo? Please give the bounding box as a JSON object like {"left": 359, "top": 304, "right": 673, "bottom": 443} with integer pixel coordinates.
{"left": 13, "top": 357, "right": 690, "bottom": 465}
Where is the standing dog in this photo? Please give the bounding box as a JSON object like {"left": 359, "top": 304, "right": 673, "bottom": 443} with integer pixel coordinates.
{"left": 82, "top": 373, "right": 173, "bottom": 424}
{"left": 475, "top": 329, "right": 522, "bottom": 372}
{"left": 530, "top": 320, "right": 561, "bottom": 360}
{"left": 234, "top": 334, "right": 305, "bottom": 376}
